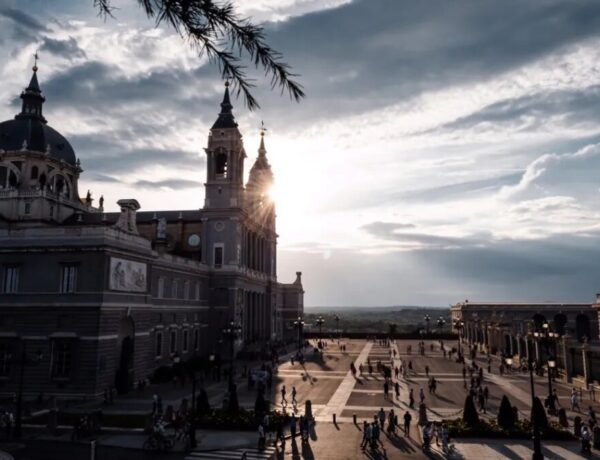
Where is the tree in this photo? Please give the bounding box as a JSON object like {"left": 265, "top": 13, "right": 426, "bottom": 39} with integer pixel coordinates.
{"left": 254, "top": 390, "right": 267, "bottom": 417}
{"left": 530, "top": 396, "right": 548, "bottom": 431}
{"left": 196, "top": 387, "right": 210, "bottom": 416}
{"left": 462, "top": 395, "right": 479, "bottom": 427}
{"left": 228, "top": 382, "right": 239, "bottom": 414}
{"left": 497, "top": 395, "right": 515, "bottom": 430}
{"left": 94, "top": 0, "right": 305, "bottom": 109}
{"left": 388, "top": 323, "right": 398, "bottom": 339}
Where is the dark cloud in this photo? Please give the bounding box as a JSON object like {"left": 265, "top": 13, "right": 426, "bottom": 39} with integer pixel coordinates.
{"left": 361, "top": 221, "right": 485, "bottom": 250}
{"left": 40, "top": 37, "right": 86, "bottom": 60}
{"left": 250, "top": 0, "right": 600, "bottom": 129}
{"left": 0, "top": 7, "right": 47, "bottom": 32}
{"left": 134, "top": 178, "right": 203, "bottom": 190}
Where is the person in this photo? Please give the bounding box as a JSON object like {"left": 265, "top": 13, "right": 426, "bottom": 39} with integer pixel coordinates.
{"left": 433, "top": 421, "right": 440, "bottom": 446}
{"left": 383, "top": 381, "right": 389, "bottom": 400}
{"left": 281, "top": 385, "right": 287, "bottom": 406}
{"left": 360, "top": 421, "right": 369, "bottom": 449}
{"left": 409, "top": 389, "right": 415, "bottom": 408}
{"left": 403, "top": 411, "right": 412, "bottom": 436}
{"left": 301, "top": 415, "right": 309, "bottom": 443}
{"left": 290, "top": 414, "right": 297, "bottom": 438}
{"left": 422, "top": 423, "right": 430, "bottom": 450}
{"left": 388, "top": 409, "right": 395, "bottom": 434}
{"left": 395, "top": 381, "right": 400, "bottom": 399}
{"left": 371, "top": 422, "right": 380, "bottom": 449}
{"left": 291, "top": 386, "right": 297, "bottom": 405}
{"left": 483, "top": 385, "right": 489, "bottom": 403}
{"left": 581, "top": 425, "right": 592, "bottom": 454}
{"left": 572, "top": 388, "right": 581, "bottom": 412}
{"left": 258, "top": 423, "right": 265, "bottom": 450}
{"left": 441, "top": 422, "right": 450, "bottom": 453}
{"left": 425, "top": 365, "right": 430, "bottom": 377}
{"left": 378, "top": 408, "right": 386, "bottom": 430}
{"left": 553, "top": 389, "right": 561, "bottom": 408}
{"left": 478, "top": 390, "right": 486, "bottom": 413}
{"left": 419, "top": 387, "right": 425, "bottom": 404}
{"left": 276, "top": 419, "right": 285, "bottom": 447}
{"left": 408, "top": 361, "right": 413, "bottom": 373}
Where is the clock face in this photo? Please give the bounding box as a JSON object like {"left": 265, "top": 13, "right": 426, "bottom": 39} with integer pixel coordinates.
{"left": 214, "top": 221, "right": 225, "bottom": 232}
{"left": 188, "top": 234, "right": 201, "bottom": 247}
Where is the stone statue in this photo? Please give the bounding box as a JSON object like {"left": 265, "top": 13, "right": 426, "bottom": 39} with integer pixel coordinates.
{"left": 99, "top": 195, "right": 104, "bottom": 209}
{"left": 85, "top": 190, "right": 92, "bottom": 205}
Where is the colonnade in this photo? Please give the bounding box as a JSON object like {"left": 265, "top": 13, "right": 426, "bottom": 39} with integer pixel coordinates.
{"left": 242, "top": 228, "right": 273, "bottom": 275}
{"left": 243, "top": 290, "right": 271, "bottom": 342}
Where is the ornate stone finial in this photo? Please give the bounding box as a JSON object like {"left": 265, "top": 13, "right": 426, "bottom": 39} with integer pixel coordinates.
{"left": 33, "top": 51, "right": 39, "bottom": 73}
{"left": 99, "top": 195, "right": 104, "bottom": 210}
{"left": 21, "top": 140, "right": 28, "bottom": 151}
{"left": 113, "top": 199, "right": 141, "bottom": 235}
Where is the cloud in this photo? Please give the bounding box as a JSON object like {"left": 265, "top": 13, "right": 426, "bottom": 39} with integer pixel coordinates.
{"left": 40, "top": 37, "right": 86, "bottom": 60}
{"left": 134, "top": 178, "right": 203, "bottom": 190}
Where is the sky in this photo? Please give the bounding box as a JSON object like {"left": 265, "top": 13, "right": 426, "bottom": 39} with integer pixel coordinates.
{"left": 3, "top": 1, "right": 600, "bottom": 306}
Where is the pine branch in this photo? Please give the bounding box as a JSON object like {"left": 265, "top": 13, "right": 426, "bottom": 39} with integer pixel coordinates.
{"left": 95, "top": 0, "right": 305, "bottom": 110}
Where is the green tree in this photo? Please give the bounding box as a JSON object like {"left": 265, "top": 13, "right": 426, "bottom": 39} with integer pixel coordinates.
{"left": 462, "top": 395, "right": 479, "bottom": 427}
{"left": 94, "top": 0, "right": 304, "bottom": 109}
{"left": 497, "top": 395, "right": 515, "bottom": 430}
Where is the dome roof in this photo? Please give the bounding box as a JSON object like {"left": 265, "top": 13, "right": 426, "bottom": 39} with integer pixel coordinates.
{"left": 0, "top": 67, "right": 77, "bottom": 165}
{"left": 0, "top": 118, "right": 76, "bottom": 164}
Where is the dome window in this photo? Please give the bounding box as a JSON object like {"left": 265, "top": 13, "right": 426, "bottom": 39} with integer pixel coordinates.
{"left": 31, "top": 166, "right": 38, "bottom": 180}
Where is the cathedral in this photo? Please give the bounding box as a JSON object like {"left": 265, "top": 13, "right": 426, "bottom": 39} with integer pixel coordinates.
{"left": 0, "top": 64, "right": 304, "bottom": 398}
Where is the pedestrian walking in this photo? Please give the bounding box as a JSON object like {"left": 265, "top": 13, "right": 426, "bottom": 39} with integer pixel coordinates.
{"left": 403, "top": 411, "right": 412, "bottom": 436}
{"left": 281, "top": 385, "right": 287, "bottom": 406}
{"left": 290, "top": 414, "right": 297, "bottom": 438}
{"left": 409, "top": 389, "right": 415, "bottom": 408}
{"left": 383, "top": 381, "right": 389, "bottom": 400}
{"left": 425, "top": 365, "right": 430, "bottom": 377}
{"left": 395, "top": 381, "right": 400, "bottom": 399}
{"left": 378, "top": 407, "right": 386, "bottom": 430}
{"left": 572, "top": 388, "right": 581, "bottom": 412}
{"left": 419, "top": 388, "right": 425, "bottom": 404}
{"left": 258, "top": 424, "right": 265, "bottom": 450}
{"left": 291, "top": 386, "right": 297, "bottom": 405}
{"left": 360, "top": 421, "right": 369, "bottom": 449}
{"left": 371, "top": 422, "right": 380, "bottom": 449}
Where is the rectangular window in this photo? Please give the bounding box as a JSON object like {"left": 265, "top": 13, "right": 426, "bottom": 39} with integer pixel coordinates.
{"left": 60, "top": 264, "right": 78, "bottom": 293}
{"left": 2, "top": 266, "right": 19, "bottom": 293}
{"left": 0, "top": 342, "right": 12, "bottom": 377}
{"left": 51, "top": 340, "right": 73, "bottom": 379}
{"left": 170, "top": 330, "right": 177, "bottom": 354}
{"left": 155, "top": 331, "right": 163, "bottom": 358}
{"left": 214, "top": 245, "right": 224, "bottom": 267}
{"left": 194, "top": 329, "right": 199, "bottom": 351}
{"left": 157, "top": 277, "right": 165, "bottom": 298}
{"left": 184, "top": 280, "right": 190, "bottom": 300}
{"left": 183, "top": 330, "right": 189, "bottom": 353}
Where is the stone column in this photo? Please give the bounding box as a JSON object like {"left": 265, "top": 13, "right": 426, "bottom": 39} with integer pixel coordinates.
{"left": 517, "top": 335, "right": 522, "bottom": 358}
{"left": 525, "top": 338, "right": 530, "bottom": 361}
{"left": 509, "top": 334, "right": 514, "bottom": 356}
{"left": 535, "top": 340, "right": 540, "bottom": 362}
{"left": 583, "top": 343, "right": 591, "bottom": 385}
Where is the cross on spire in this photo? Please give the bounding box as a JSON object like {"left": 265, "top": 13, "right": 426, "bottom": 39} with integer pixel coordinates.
{"left": 33, "top": 51, "right": 39, "bottom": 72}
{"left": 260, "top": 120, "right": 267, "bottom": 137}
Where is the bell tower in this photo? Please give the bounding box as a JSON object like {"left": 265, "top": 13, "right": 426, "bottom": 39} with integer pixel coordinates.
{"left": 204, "top": 81, "right": 245, "bottom": 209}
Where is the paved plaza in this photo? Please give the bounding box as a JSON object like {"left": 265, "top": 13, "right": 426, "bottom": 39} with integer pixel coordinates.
{"left": 4, "top": 338, "right": 598, "bottom": 460}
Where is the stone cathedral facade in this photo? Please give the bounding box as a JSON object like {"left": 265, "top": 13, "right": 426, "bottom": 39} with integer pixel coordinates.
{"left": 0, "top": 67, "right": 304, "bottom": 398}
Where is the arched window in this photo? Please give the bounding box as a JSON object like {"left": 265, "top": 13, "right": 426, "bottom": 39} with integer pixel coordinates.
{"left": 0, "top": 165, "right": 18, "bottom": 190}
{"left": 215, "top": 151, "right": 228, "bottom": 178}
{"left": 554, "top": 314, "right": 567, "bottom": 336}
{"left": 49, "top": 174, "right": 70, "bottom": 198}
{"left": 31, "top": 166, "right": 38, "bottom": 180}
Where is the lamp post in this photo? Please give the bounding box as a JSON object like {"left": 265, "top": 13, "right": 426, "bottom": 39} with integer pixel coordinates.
{"left": 13, "top": 344, "right": 43, "bottom": 439}
{"left": 528, "top": 323, "right": 544, "bottom": 460}
{"left": 315, "top": 316, "right": 325, "bottom": 346}
{"left": 334, "top": 314, "right": 340, "bottom": 343}
{"left": 424, "top": 314, "right": 431, "bottom": 334}
{"left": 222, "top": 320, "right": 242, "bottom": 390}
{"left": 505, "top": 357, "right": 513, "bottom": 374}
{"left": 294, "top": 316, "right": 305, "bottom": 351}
{"left": 437, "top": 317, "right": 446, "bottom": 332}
{"left": 454, "top": 319, "right": 465, "bottom": 356}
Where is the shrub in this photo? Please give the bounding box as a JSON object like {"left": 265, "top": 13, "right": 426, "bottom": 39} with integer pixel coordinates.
{"left": 498, "top": 395, "right": 515, "bottom": 430}
{"left": 228, "top": 383, "right": 239, "bottom": 414}
{"left": 531, "top": 397, "right": 548, "bottom": 431}
{"left": 196, "top": 388, "right": 210, "bottom": 416}
{"left": 462, "top": 395, "right": 479, "bottom": 426}
{"left": 255, "top": 391, "right": 267, "bottom": 416}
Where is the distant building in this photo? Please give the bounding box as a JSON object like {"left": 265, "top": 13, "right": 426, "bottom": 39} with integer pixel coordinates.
{"left": 451, "top": 299, "right": 598, "bottom": 385}
{"left": 0, "top": 67, "right": 303, "bottom": 398}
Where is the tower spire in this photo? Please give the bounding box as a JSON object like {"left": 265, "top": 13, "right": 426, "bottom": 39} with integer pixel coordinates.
{"left": 211, "top": 80, "right": 238, "bottom": 129}
{"left": 258, "top": 121, "right": 267, "bottom": 158}
{"left": 15, "top": 53, "right": 46, "bottom": 123}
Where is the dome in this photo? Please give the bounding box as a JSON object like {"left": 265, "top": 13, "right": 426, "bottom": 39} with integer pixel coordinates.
{"left": 0, "top": 118, "right": 76, "bottom": 164}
